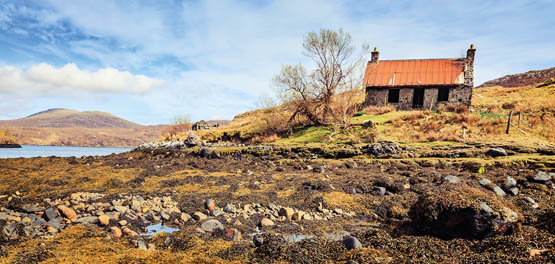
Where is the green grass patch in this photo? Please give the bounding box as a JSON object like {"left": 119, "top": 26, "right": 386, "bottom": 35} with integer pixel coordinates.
{"left": 277, "top": 126, "right": 332, "bottom": 144}
{"left": 351, "top": 111, "right": 410, "bottom": 124}
{"left": 479, "top": 111, "right": 502, "bottom": 119}
{"left": 352, "top": 110, "right": 366, "bottom": 117}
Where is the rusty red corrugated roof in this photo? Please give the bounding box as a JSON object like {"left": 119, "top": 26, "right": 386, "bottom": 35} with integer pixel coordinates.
{"left": 363, "top": 59, "right": 465, "bottom": 87}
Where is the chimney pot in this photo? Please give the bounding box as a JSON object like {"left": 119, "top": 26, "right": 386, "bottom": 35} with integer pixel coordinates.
{"left": 371, "top": 47, "right": 379, "bottom": 63}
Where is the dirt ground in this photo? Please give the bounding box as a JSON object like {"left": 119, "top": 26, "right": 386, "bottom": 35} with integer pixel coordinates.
{"left": 0, "top": 143, "right": 554, "bottom": 263}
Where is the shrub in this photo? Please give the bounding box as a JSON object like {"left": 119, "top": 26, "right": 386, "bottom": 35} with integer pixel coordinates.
{"left": 353, "top": 110, "right": 366, "bottom": 117}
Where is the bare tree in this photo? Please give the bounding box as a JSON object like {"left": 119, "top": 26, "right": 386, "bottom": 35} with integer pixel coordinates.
{"left": 171, "top": 115, "right": 191, "bottom": 126}
{"left": 273, "top": 28, "right": 368, "bottom": 126}
{"left": 255, "top": 94, "right": 279, "bottom": 109}
{"left": 162, "top": 114, "right": 192, "bottom": 139}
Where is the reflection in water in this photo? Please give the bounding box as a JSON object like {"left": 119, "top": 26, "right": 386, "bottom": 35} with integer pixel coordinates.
{"left": 145, "top": 223, "right": 180, "bottom": 238}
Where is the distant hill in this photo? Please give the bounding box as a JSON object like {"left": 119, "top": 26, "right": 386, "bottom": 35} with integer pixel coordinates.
{"left": 478, "top": 67, "right": 555, "bottom": 88}
{"left": 0, "top": 108, "right": 141, "bottom": 129}
{"left": 0, "top": 109, "right": 163, "bottom": 147}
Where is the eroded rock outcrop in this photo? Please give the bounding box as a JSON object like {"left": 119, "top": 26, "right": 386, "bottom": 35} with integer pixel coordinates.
{"left": 411, "top": 184, "right": 520, "bottom": 239}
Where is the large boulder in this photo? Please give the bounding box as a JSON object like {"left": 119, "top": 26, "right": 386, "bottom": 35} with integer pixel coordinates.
{"left": 485, "top": 148, "right": 508, "bottom": 157}
{"left": 411, "top": 184, "right": 520, "bottom": 239}
{"left": 185, "top": 132, "right": 201, "bottom": 147}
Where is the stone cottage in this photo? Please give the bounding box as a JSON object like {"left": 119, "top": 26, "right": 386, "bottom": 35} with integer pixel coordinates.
{"left": 363, "top": 45, "right": 476, "bottom": 110}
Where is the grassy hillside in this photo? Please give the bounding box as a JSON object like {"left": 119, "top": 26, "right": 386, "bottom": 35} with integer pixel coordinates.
{"left": 184, "top": 79, "right": 555, "bottom": 146}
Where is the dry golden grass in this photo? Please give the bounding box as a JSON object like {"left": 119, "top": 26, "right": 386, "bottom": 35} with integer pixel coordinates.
{"left": 0, "top": 129, "right": 17, "bottom": 144}
{"left": 473, "top": 83, "right": 555, "bottom": 141}
{"left": 362, "top": 105, "right": 396, "bottom": 115}
{"left": 176, "top": 102, "right": 295, "bottom": 144}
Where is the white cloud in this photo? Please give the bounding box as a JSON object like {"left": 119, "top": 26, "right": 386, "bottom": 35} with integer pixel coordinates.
{"left": 2, "top": 0, "right": 554, "bottom": 123}
{"left": 0, "top": 63, "right": 163, "bottom": 95}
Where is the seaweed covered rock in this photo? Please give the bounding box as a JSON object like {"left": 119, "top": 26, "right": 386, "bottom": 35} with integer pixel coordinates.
{"left": 411, "top": 184, "right": 520, "bottom": 239}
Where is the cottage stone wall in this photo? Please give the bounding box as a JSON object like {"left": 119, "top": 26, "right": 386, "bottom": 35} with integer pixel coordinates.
{"left": 364, "top": 85, "right": 472, "bottom": 110}
{"left": 364, "top": 88, "right": 388, "bottom": 106}
{"left": 423, "top": 88, "right": 439, "bottom": 109}
{"left": 397, "top": 89, "right": 413, "bottom": 110}
{"left": 447, "top": 85, "right": 472, "bottom": 107}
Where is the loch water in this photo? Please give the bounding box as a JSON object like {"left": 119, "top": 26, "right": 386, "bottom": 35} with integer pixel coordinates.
{"left": 0, "top": 145, "right": 131, "bottom": 158}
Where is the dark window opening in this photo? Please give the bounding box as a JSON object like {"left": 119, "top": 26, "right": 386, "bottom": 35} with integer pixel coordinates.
{"left": 388, "top": 89, "right": 400, "bottom": 103}
{"left": 438, "top": 88, "right": 450, "bottom": 102}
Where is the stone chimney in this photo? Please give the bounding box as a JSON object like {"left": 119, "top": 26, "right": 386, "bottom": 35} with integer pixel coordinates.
{"left": 466, "top": 44, "right": 476, "bottom": 64}
{"left": 371, "top": 47, "right": 379, "bottom": 63}
{"left": 464, "top": 44, "right": 476, "bottom": 87}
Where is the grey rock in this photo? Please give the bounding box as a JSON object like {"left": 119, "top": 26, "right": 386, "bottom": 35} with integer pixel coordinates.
{"left": 373, "top": 186, "right": 386, "bottom": 196}
{"left": 44, "top": 208, "right": 59, "bottom": 221}
{"left": 505, "top": 176, "right": 517, "bottom": 189}
{"left": 313, "top": 166, "right": 325, "bottom": 173}
{"left": 192, "top": 212, "right": 208, "bottom": 221}
{"left": 492, "top": 186, "right": 506, "bottom": 197}
{"left": 180, "top": 213, "right": 191, "bottom": 222}
{"left": 113, "top": 205, "right": 129, "bottom": 213}
{"left": 253, "top": 235, "right": 264, "bottom": 247}
{"left": 199, "top": 147, "right": 220, "bottom": 159}
{"left": 201, "top": 219, "right": 224, "bottom": 232}
{"left": 0, "top": 212, "right": 8, "bottom": 221}
{"left": 479, "top": 178, "right": 492, "bottom": 186}
{"left": 211, "top": 207, "right": 222, "bottom": 217}
{"left": 343, "top": 236, "right": 362, "bottom": 250}
{"left": 532, "top": 171, "right": 552, "bottom": 184}
{"left": 508, "top": 187, "right": 519, "bottom": 196}
{"left": 47, "top": 218, "right": 62, "bottom": 229}
{"left": 485, "top": 148, "right": 508, "bottom": 157}
{"left": 137, "top": 240, "right": 147, "bottom": 250}
{"left": 223, "top": 203, "right": 236, "bottom": 214}
{"left": 32, "top": 218, "right": 46, "bottom": 227}
{"left": 524, "top": 197, "right": 539, "bottom": 209}
{"left": 2, "top": 222, "right": 17, "bottom": 237}
{"left": 74, "top": 216, "right": 99, "bottom": 225}
{"left": 185, "top": 132, "right": 201, "bottom": 147}
{"left": 345, "top": 162, "right": 358, "bottom": 169}
{"left": 444, "top": 175, "right": 461, "bottom": 184}
{"left": 21, "top": 204, "right": 44, "bottom": 213}
{"left": 479, "top": 202, "right": 493, "bottom": 215}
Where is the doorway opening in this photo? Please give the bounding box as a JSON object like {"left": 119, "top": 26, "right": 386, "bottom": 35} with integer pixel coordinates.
{"left": 412, "top": 88, "right": 425, "bottom": 108}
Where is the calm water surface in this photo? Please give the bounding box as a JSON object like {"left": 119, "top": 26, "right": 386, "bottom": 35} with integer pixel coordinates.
{"left": 0, "top": 145, "right": 131, "bottom": 158}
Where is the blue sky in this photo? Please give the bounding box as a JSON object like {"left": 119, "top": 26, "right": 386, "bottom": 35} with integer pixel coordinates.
{"left": 0, "top": 0, "right": 554, "bottom": 124}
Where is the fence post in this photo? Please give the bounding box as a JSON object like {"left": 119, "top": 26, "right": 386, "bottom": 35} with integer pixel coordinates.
{"left": 506, "top": 111, "right": 513, "bottom": 134}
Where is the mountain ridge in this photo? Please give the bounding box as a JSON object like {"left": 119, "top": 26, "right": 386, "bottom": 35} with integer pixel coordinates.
{"left": 0, "top": 108, "right": 142, "bottom": 129}
{"left": 0, "top": 108, "right": 161, "bottom": 147}
{"left": 478, "top": 67, "right": 555, "bottom": 88}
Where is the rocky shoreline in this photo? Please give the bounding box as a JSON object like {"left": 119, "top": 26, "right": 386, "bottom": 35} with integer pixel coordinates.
{"left": 0, "top": 143, "right": 21, "bottom": 148}
{"left": 0, "top": 140, "right": 554, "bottom": 263}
